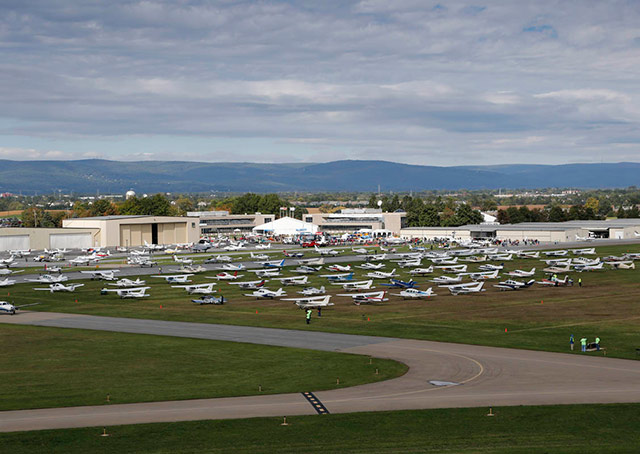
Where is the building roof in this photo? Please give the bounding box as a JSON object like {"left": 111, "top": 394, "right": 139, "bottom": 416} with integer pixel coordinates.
{"left": 252, "top": 216, "right": 318, "bottom": 235}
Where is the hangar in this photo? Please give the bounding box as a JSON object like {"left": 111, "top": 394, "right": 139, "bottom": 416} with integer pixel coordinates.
{"left": 0, "top": 227, "right": 100, "bottom": 252}
{"left": 401, "top": 219, "right": 640, "bottom": 243}
{"left": 63, "top": 215, "right": 199, "bottom": 248}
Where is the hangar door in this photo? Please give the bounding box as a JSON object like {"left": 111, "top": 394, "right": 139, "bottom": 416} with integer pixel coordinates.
{"left": 50, "top": 233, "right": 92, "bottom": 250}
{"left": 0, "top": 235, "right": 29, "bottom": 252}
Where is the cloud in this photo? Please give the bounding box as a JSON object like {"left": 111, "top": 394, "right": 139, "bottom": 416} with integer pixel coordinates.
{"left": 0, "top": 0, "right": 639, "bottom": 165}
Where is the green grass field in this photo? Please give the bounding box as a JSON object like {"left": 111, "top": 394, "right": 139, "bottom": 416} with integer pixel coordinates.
{"left": 9, "top": 244, "right": 640, "bottom": 359}
{"left": 0, "top": 324, "right": 406, "bottom": 411}
{"left": 1, "top": 403, "right": 639, "bottom": 453}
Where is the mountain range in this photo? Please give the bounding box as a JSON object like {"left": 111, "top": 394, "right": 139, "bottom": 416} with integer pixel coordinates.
{"left": 0, "top": 160, "right": 638, "bottom": 194}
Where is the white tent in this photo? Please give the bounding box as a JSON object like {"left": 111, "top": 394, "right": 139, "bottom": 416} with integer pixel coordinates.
{"left": 252, "top": 216, "right": 319, "bottom": 236}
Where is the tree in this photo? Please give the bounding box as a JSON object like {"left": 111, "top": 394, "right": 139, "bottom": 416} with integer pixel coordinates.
{"left": 174, "top": 197, "right": 195, "bottom": 216}
{"left": 89, "top": 199, "right": 118, "bottom": 217}
{"left": 419, "top": 205, "right": 440, "bottom": 226}
{"left": 548, "top": 205, "right": 567, "bottom": 222}
{"left": 454, "top": 204, "right": 482, "bottom": 225}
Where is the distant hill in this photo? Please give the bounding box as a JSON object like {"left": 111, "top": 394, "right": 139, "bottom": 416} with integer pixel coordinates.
{"left": 0, "top": 159, "right": 638, "bottom": 193}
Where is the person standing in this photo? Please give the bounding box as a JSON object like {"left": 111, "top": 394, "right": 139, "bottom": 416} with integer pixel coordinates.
{"left": 578, "top": 277, "right": 582, "bottom": 288}
{"left": 580, "top": 337, "right": 588, "bottom": 352}
{"left": 570, "top": 334, "right": 575, "bottom": 351}
{"left": 306, "top": 309, "right": 312, "bottom": 324}
{"left": 595, "top": 336, "right": 600, "bottom": 351}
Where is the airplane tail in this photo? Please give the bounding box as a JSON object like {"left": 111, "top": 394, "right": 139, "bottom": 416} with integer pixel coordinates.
{"left": 319, "top": 286, "right": 325, "bottom": 293}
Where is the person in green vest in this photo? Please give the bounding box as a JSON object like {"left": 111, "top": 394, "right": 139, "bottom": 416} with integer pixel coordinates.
{"left": 595, "top": 336, "right": 601, "bottom": 351}
{"left": 306, "top": 309, "right": 312, "bottom": 324}
{"left": 578, "top": 277, "right": 582, "bottom": 287}
{"left": 580, "top": 337, "right": 588, "bottom": 352}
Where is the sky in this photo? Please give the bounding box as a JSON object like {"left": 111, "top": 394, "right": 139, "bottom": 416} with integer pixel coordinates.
{"left": 1, "top": 0, "right": 640, "bottom": 165}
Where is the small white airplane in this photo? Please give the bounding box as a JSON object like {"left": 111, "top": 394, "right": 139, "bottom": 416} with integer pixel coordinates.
{"left": 9, "top": 249, "right": 31, "bottom": 257}
{"left": 467, "top": 269, "right": 500, "bottom": 281}
{"left": 463, "top": 255, "right": 487, "bottom": 263}
{"left": 109, "top": 278, "right": 147, "bottom": 288}
{"left": 327, "top": 264, "right": 351, "bottom": 272}
{"left": 573, "top": 262, "right": 604, "bottom": 272}
{"left": 409, "top": 266, "right": 434, "bottom": 276}
{"left": 34, "top": 283, "right": 85, "bottom": 293}
{"left": 334, "top": 279, "right": 375, "bottom": 291}
{"left": 212, "top": 271, "right": 243, "bottom": 281}
{"left": 206, "top": 255, "right": 233, "bottom": 263}
{"left": 81, "top": 270, "right": 120, "bottom": 281}
{"left": 102, "top": 287, "right": 151, "bottom": 298}
{"left": 0, "top": 268, "right": 23, "bottom": 276}
{"left": 635, "top": 231, "right": 640, "bottom": 238}
{"left": 293, "top": 265, "right": 322, "bottom": 274}
{"left": 229, "top": 279, "right": 268, "bottom": 290}
{"left": 171, "top": 264, "right": 206, "bottom": 274}
{"left": 129, "top": 249, "right": 149, "bottom": 256}
{"left": 26, "top": 274, "right": 69, "bottom": 283}
{"left": 0, "top": 256, "right": 15, "bottom": 266}
{"left": 431, "top": 257, "right": 457, "bottom": 265}
{"left": 542, "top": 264, "right": 571, "bottom": 274}
{"left": 297, "top": 286, "right": 326, "bottom": 296}
{"left": 448, "top": 281, "right": 486, "bottom": 295}
{"left": 394, "top": 287, "right": 437, "bottom": 299}
{"left": 435, "top": 264, "right": 467, "bottom": 273}
{"left": 173, "top": 255, "right": 193, "bottom": 265}
{"left": 396, "top": 258, "right": 421, "bottom": 268}
{"left": 0, "top": 301, "right": 40, "bottom": 315}
{"left": 255, "top": 243, "right": 271, "bottom": 250}
{"left": 518, "top": 251, "right": 540, "bottom": 259}
{"left": 250, "top": 252, "right": 270, "bottom": 261}
{"left": 152, "top": 274, "right": 194, "bottom": 283}
{"left": 297, "top": 257, "right": 324, "bottom": 266}
{"left": 248, "top": 269, "right": 281, "bottom": 278}
{"left": 575, "top": 234, "right": 594, "bottom": 242}
{"left": 274, "top": 275, "right": 309, "bottom": 286}
{"left": 337, "top": 291, "right": 388, "bottom": 305}
{"left": 606, "top": 261, "right": 635, "bottom": 270}
{"left": 544, "top": 250, "right": 569, "bottom": 257}
{"left": 171, "top": 282, "right": 218, "bottom": 294}
{"left": 487, "top": 253, "right": 513, "bottom": 261}
{"left": 352, "top": 247, "right": 369, "bottom": 254}
{"left": 69, "top": 256, "right": 101, "bottom": 266}
{"left": 543, "top": 258, "right": 572, "bottom": 266}
{"left": 244, "top": 288, "right": 287, "bottom": 299}
{"left": 365, "top": 269, "right": 398, "bottom": 279}
{"left": 358, "top": 262, "right": 385, "bottom": 270}
{"left": 315, "top": 246, "right": 340, "bottom": 256}
{"left": 624, "top": 253, "right": 640, "bottom": 260}
{"left": 0, "top": 278, "right": 16, "bottom": 287}
{"left": 256, "top": 259, "right": 286, "bottom": 269}
{"left": 571, "top": 248, "right": 596, "bottom": 255}
{"left": 494, "top": 279, "right": 536, "bottom": 291}
{"left": 224, "top": 243, "right": 246, "bottom": 251}
{"left": 144, "top": 241, "right": 165, "bottom": 251}
{"left": 283, "top": 295, "right": 334, "bottom": 309}
{"left": 507, "top": 268, "right": 536, "bottom": 277}
{"left": 365, "top": 253, "right": 387, "bottom": 261}
{"left": 572, "top": 257, "right": 600, "bottom": 266}
{"left": 395, "top": 252, "right": 423, "bottom": 259}
{"left": 478, "top": 263, "right": 504, "bottom": 271}
{"left": 219, "top": 263, "right": 245, "bottom": 271}
{"left": 431, "top": 275, "right": 463, "bottom": 285}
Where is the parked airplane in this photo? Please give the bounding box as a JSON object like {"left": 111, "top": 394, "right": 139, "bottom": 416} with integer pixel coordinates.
{"left": 274, "top": 275, "right": 309, "bottom": 286}
{"left": 171, "top": 283, "right": 218, "bottom": 294}
{"left": 109, "top": 278, "right": 147, "bottom": 288}
{"left": 544, "top": 250, "right": 569, "bottom": 257}
{"left": 606, "top": 261, "right": 635, "bottom": 270}
{"left": 380, "top": 279, "right": 419, "bottom": 289}
{"left": 102, "top": 287, "right": 151, "bottom": 298}
{"left": 256, "top": 259, "right": 286, "bottom": 269}
{"left": 170, "top": 264, "right": 206, "bottom": 274}
{"left": 248, "top": 269, "right": 281, "bottom": 278}
{"left": 297, "top": 257, "right": 324, "bottom": 266}
{"left": 358, "top": 262, "right": 385, "bottom": 270}
{"left": 431, "top": 275, "right": 463, "bottom": 285}
{"left": 204, "top": 255, "right": 233, "bottom": 263}
{"left": 244, "top": 288, "right": 287, "bottom": 299}
{"left": 152, "top": 274, "right": 194, "bottom": 283}
{"left": 436, "top": 264, "right": 467, "bottom": 273}
{"left": 409, "top": 266, "right": 434, "bottom": 276}
{"left": 315, "top": 245, "right": 340, "bottom": 256}
{"left": 573, "top": 262, "right": 604, "bottom": 272}
{"left": 283, "top": 250, "right": 304, "bottom": 258}
{"left": 0, "top": 278, "right": 16, "bottom": 287}
{"left": 365, "top": 253, "right": 387, "bottom": 261}
{"left": 538, "top": 276, "right": 573, "bottom": 286}
{"left": 365, "top": 269, "right": 398, "bottom": 279}
{"left": 9, "top": 249, "right": 31, "bottom": 257}
{"left": 224, "top": 243, "right": 245, "bottom": 251}
{"left": 229, "top": 279, "right": 268, "bottom": 290}
{"left": 255, "top": 243, "right": 271, "bottom": 250}
{"left": 394, "top": 288, "right": 436, "bottom": 299}
{"left": 571, "top": 248, "right": 596, "bottom": 255}
{"left": 34, "top": 283, "right": 85, "bottom": 293}
{"left": 543, "top": 264, "right": 571, "bottom": 274}
{"left": 494, "top": 279, "right": 536, "bottom": 291}
{"left": 173, "top": 255, "right": 193, "bottom": 265}
{"left": 69, "top": 256, "right": 101, "bottom": 266}
{"left": 334, "top": 279, "right": 374, "bottom": 291}
{"left": 575, "top": 234, "right": 594, "bottom": 242}
{"left": 396, "top": 258, "right": 422, "bottom": 268}
{"left": 478, "top": 263, "right": 504, "bottom": 271}
{"left": 320, "top": 272, "right": 354, "bottom": 282}
{"left": 467, "top": 269, "right": 500, "bottom": 281}
{"left": 144, "top": 241, "right": 165, "bottom": 251}
{"left": 0, "top": 301, "right": 40, "bottom": 315}
{"left": 212, "top": 271, "right": 243, "bottom": 281}
{"left": 282, "top": 295, "right": 334, "bottom": 309}
{"left": 191, "top": 242, "right": 212, "bottom": 253}
{"left": 337, "top": 291, "right": 388, "bottom": 305}
{"left": 352, "top": 247, "right": 369, "bottom": 254}
{"left": 192, "top": 295, "right": 226, "bottom": 305}
{"left": 431, "top": 257, "right": 457, "bottom": 265}
{"left": 327, "top": 264, "right": 351, "bottom": 272}
{"left": 293, "top": 265, "right": 322, "bottom": 274}
{"left": 0, "top": 268, "right": 23, "bottom": 276}
{"left": 26, "top": 274, "right": 69, "bottom": 283}
{"left": 448, "top": 281, "right": 486, "bottom": 295}
{"left": 507, "top": 268, "right": 536, "bottom": 277}
{"left": 250, "top": 252, "right": 270, "bottom": 261}
{"left": 297, "top": 286, "right": 326, "bottom": 296}
{"left": 0, "top": 257, "right": 15, "bottom": 266}
{"left": 219, "top": 263, "right": 245, "bottom": 271}
{"left": 81, "top": 270, "right": 120, "bottom": 281}
{"left": 518, "top": 251, "right": 540, "bottom": 259}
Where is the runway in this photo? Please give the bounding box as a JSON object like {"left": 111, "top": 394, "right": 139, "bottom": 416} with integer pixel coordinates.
{"left": 2, "top": 311, "right": 640, "bottom": 432}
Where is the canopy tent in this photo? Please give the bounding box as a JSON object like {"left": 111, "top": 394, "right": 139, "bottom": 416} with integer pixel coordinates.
{"left": 252, "top": 216, "right": 319, "bottom": 236}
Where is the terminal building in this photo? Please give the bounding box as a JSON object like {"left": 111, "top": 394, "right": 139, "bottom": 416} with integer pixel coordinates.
{"left": 304, "top": 209, "right": 407, "bottom": 236}
{"left": 400, "top": 219, "right": 640, "bottom": 243}
{"left": 188, "top": 211, "right": 274, "bottom": 235}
